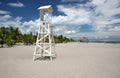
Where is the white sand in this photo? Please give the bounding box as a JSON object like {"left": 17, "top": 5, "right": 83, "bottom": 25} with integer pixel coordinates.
{"left": 0, "top": 42, "right": 120, "bottom": 78}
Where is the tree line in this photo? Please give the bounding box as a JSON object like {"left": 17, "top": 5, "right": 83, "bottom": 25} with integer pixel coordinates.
{"left": 0, "top": 27, "right": 74, "bottom": 47}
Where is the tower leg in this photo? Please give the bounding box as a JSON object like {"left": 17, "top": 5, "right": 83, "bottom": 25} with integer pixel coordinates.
{"left": 33, "top": 55, "right": 36, "bottom": 61}
{"left": 50, "top": 56, "right": 52, "bottom": 61}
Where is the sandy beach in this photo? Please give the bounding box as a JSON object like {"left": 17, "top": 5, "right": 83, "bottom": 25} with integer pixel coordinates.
{"left": 0, "top": 42, "right": 120, "bottom": 78}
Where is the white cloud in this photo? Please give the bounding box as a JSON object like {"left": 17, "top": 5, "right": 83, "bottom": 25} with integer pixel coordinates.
{"left": 109, "top": 26, "right": 120, "bottom": 32}
{"left": 53, "top": 5, "right": 91, "bottom": 25}
{"left": 0, "top": 15, "right": 11, "bottom": 21}
{"left": 0, "top": 10, "right": 10, "bottom": 14}
{"left": 0, "top": 2, "right": 2, "bottom": 5}
{"left": 61, "top": 0, "right": 86, "bottom": 3}
{"left": 7, "top": 2, "right": 24, "bottom": 7}
{"left": 91, "top": 0, "right": 120, "bottom": 31}
{"left": 0, "top": 14, "right": 39, "bottom": 34}
{"left": 0, "top": 15, "right": 22, "bottom": 27}
{"left": 52, "top": 4, "right": 92, "bottom": 37}
{"left": 21, "top": 20, "right": 39, "bottom": 34}
{"left": 65, "top": 30, "right": 76, "bottom": 34}
{"left": 92, "top": 0, "right": 105, "bottom": 5}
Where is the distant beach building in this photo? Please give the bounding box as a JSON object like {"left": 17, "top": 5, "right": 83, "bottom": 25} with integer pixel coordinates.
{"left": 80, "top": 37, "right": 89, "bottom": 43}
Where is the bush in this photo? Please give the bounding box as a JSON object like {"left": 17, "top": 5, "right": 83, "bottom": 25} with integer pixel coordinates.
{"left": 6, "top": 38, "right": 15, "bottom": 47}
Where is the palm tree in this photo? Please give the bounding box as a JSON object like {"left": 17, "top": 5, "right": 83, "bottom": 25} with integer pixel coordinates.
{"left": 6, "top": 36, "right": 15, "bottom": 47}
{"left": 54, "top": 35, "right": 74, "bottom": 43}
{"left": 22, "top": 32, "right": 36, "bottom": 45}
{"left": 5, "top": 27, "right": 20, "bottom": 47}
{"left": 0, "top": 27, "right": 7, "bottom": 47}
{"left": 8, "top": 27, "right": 21, "bottom": 43}
{"left": 58, "top": 35, "right": 64, "bottom": 43}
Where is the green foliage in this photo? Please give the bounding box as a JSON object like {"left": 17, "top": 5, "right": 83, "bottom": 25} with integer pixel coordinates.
{"left": 0, "top": 27, "right": 6, "bottom": 47}
{"left": 22, "top": 32, "right": 36, "bottom": 45}
{"left": 0, "top": 27, "right": 21, "bottom": 47}
{"left": 54, "top": 35, "right": 74, "bottom": 43}
{"left": 0, "top": 26, "right": 74, "bottom": 47}
{"left": 6, "top": 38, "right": 15, "bottom": 47}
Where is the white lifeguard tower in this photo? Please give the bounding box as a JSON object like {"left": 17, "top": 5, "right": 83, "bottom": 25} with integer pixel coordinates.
{"left": 33, "top": 5, "right": 56, "bottom": 61}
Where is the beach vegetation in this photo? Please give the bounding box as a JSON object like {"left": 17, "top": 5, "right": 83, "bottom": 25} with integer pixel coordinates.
{"left": 0, "top": 27, "right": 74, "bottom": 47}
{"left": 54, "top": 35, "right": 74, "bottom": 43}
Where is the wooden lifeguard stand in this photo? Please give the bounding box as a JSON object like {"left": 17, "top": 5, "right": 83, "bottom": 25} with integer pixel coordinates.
{"left": 33, "top": 5, "right": 56, "bottom": 61}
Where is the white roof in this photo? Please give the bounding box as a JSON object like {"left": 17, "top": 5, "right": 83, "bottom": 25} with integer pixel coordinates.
{"left": 38, "top": 5, "right": 52, "bottom": 10}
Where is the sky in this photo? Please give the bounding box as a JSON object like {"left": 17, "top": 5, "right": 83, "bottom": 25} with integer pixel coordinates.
{"left": 0, "top": 0, "right": 120, "bottom": 41}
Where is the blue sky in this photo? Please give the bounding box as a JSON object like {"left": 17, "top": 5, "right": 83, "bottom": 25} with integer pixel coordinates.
{"left": 0, "top": 0, "right": 120, "bottom": 41}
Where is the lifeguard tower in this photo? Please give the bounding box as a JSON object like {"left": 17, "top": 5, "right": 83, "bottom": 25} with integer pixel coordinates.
{"left": 33, "top": 5, "right": 56, "bottom": 61}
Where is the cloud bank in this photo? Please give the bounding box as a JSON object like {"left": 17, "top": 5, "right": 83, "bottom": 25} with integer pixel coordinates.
{"left": 0, "top": 0, "right": 120, "bottom": 41}
{"left": 0, "top": 14, "right": 39, "bottom": 34}
{"left": 52, "top": 0, "right": 120, "bottom": 41}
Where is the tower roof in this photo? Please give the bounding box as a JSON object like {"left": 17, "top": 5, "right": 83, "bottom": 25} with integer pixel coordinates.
{"left": 38, "top": 5, "right": 53, "bottom": 12}
{"left": 38, "top": 5, "right": 51, "bottom": 9}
